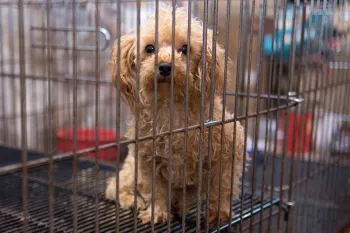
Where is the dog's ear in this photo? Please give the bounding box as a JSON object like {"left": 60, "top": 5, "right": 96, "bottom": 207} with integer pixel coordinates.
{"left": 109, "top": 35, "right": 136, "bottom": 87}
{"left": 108, "top": 35, "right": 137, "bottom": 114}
{"left": 196, "top": 30, "right": 226, "bottom": 98}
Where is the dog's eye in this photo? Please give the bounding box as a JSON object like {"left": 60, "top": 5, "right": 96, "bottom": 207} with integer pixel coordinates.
{"left": 145, "top": 45, "right": 155, "bottom": 54}
{"left": 179, "top": 45, "right": 188, "bottom": 55}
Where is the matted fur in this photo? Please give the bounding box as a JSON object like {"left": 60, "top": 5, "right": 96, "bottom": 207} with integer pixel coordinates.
{"left": 105, "top": 5, "right": 245, "bottom": 225}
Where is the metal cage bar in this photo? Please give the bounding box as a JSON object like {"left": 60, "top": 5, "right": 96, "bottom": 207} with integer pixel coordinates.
{"left": 0, "top": 1, "right": 349, "bottom": 233}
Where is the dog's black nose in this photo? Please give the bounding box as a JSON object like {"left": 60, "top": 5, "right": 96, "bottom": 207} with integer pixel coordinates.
{"left": 159, "top": 62, "right": 172, "bottom": 77}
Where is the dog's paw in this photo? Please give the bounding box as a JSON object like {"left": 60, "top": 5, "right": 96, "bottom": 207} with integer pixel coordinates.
{"left": 105, "top": 177, "right": 136, "bottom": 209}
{"left": 119, "top": 191, "right": 138, "bottom": 209}
{"left": 105, "top": 177, "right": 117, "bottom": 201}
{"left": 207, "top": 205, "right": 231, "bottom": 227}
{"left": 139, "top": 205, "right": 169, "bottom": 224}
{"left": 105, "top": 177, "right": 149, "bottom": 211}
{"left": 173, "top": 199, "right": 188, "bottom": 216}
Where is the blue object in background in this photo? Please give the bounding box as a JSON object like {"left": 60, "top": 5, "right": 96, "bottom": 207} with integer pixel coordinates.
{"left": 246, "top": 137, "right": 265, "bottom": 166}
{"left": 263, "top": 4, "right": 334, "bottom": 63}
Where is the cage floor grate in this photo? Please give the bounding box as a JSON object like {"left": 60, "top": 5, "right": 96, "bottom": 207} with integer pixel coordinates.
{"left": 0, "top": 147, "right": 279, "bottom": 232}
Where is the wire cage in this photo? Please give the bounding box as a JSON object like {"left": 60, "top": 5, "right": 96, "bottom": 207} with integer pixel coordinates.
{"left": 0, "top": 0, "right": 349, "bottom": 232}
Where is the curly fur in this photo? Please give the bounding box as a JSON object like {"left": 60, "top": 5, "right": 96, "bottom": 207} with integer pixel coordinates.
{"left": 105, "top": 5, "right": 245, "bottom": 225}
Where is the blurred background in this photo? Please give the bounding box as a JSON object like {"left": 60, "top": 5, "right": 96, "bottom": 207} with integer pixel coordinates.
{"left": 0, "top": 0, "right": 350, "bottom": 232}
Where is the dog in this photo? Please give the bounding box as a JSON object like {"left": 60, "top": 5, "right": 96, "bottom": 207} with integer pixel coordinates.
{"left": 105, "top": 5, "right": 245, "bottom": 226}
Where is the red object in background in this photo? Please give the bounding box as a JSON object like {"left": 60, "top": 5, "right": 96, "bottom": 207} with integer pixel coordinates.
{"left": 279, "top": 112, "right": 313, "bottom": 154}
{"left": 57, "top": 128, "right": 123, "bottom": 161}
{"left": 329, "top": 39, "right": 341, "bottom": 52}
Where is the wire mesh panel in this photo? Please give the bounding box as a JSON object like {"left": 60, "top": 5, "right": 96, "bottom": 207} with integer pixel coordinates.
{"left": 0, "top": 0, "right": 349, "bottom": 233}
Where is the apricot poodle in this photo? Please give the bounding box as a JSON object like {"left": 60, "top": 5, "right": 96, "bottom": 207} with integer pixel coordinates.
{"left": 105, "top": 5, "right": 245, "bottom": 226}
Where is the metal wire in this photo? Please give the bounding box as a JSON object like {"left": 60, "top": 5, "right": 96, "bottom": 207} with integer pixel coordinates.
{"left": 9, "top": 6, "right": 18, "bottom": 148}
{"left": 315, "top": 2, "right": 340, "bottom": 232}
{"left": 228, "top": 0, "right": 244, "bottom": 229}
{"left": 168, "top": 1, "right": 176, "bottom": 232}
{"left": 45, "top": 1, "right": 55, "bottom": 232}
{"left": 0, "top": 1, "right": 350, "bottom": 233}
{"left": 17, "top": 1, "right": 28, "bottom": 232}
{"left": 0, "top": 7, "right": 5, "bottom": 148}
{"left": 205, "top": 0, "right": 218, "bottom": 231}
{"left": 289, "top": 3, "right": 308, "bottom": 233}
{"left": 114, "top": 0, "right": 122, "bottom": 231}
{"left": 72, "top": 0, "right": 79, "bottom": 231}
{"left": 217, "top": 0, "right": 231, "bottom": 231}
{"left": 94, "top": 0, "right": 100, "bottom": 231}
{"left": 248, "top": 0, "right": 267, "bottom": 229}
{"left": 182, "top": 1, "right": 191, "bottom": 232}
{"left": 197, "top": 0, "right": 209, "bottom": 231}
{"left": 151, "top": 0, "right": 159, "bottom": 231}
{"left": 300, "top": 2, "right": 320, "bottom": 230}
{"left": 134, "top": 0, "right": 141, "bottom": 231}
{"left": 239, "top": 0, "right": 256, "bottom": 229}
{"left": 267, "top": 0, "right": 281, "bottom": 230}
{"left": 277, "top": 0, "right": 291, "bottom": 230}
{"left": 253, "top": 0, "right": 268, "bottom": 231}
{"left": 0, "top": 98, "right": 301, "bottom": 175}
{"left": 258, "top": 0, "right": 278, "bottom": 229}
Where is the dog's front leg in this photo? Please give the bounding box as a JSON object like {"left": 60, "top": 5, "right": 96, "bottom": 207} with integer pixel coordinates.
{"left": 105, "top": 152, "right": 147, "bottom": 210}
{"left": 206, "top": 158, "right": 240, "bottom": 227}
{"left": 138, "top": 179, "right": 170, "bottom": 224}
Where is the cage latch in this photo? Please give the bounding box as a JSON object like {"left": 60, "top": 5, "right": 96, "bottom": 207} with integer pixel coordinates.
{"left": 280, "top": 201, "right": 295, "bottom": 221}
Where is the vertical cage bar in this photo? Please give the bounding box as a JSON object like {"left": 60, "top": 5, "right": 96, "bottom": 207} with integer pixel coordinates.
{"left": 64, "top": 0, "right": 71, "bottom": 142}
{"left": 305, "top": 32, "right": 320, "bottom": 233}
{"left": 28, "top": 5, "right": 37, "bottom": 150}
{"left": 217, "top": 0, "right": 231, "bottom": 231}
{"left": 41, "top": 0, "right": 48, "bottom": 154}
{"left": 328, "top": 6, "right": 345, "bottom": 225}
{"left": 259, "top": 0, "right": 278, "bottom": 230}
{"left": 94, "top": 0, "right": 100, "bottom": 231}
{"left": 205, "top": 0, "right": 218, "bottom": 231}
{"left": 300, "top": 1, "right": 319, "bottom": 231}
{"left": 45, "top": 1, "right": 55, "bottom": 232}
{"left": 168, "top": 1, "right": 176, "bottom": 232}
{"left": 72, "top": 0, "right": 78, "bottom": 231}
{"left": 9, "top": 5, "right": 17, "bottom": 147}
{"left": 312, "top": 2, "right": 334, "bottom": 232}
{"left": 284, "top": 2, "right": 300, "bottom": 233}
{"left": 229, "top": 0, "right": 244, "bottom": 229}
{"left": 319, "top": 3, "right": 339, "bottom": 231}
{"left": 289, "top": 3, "right": 308, "bottom": 233}
{"left": 308, "top": 4, "right": 325, "bottom": 233}
{"left": 328, "top": 0, "right": 344, "bottom": 227}
{"left": 247, "top": 0, "right": 265, "bottom": 229}
{"left": 0, "top": 6, "right": 5, "bottom": 144}
{"left": 239, "top": 0, "right": 256, "bottom": 229}
{"left": 337, "top": 3, "right": 350, "bottom": 224}
{"left": 298, "top": 2, "right": 313, "bottom": 231}
{"left": 326, "top": 1, "right": 337, "bottom": 223}
{"left": 259, "top": 0, "right": 278, "bottom": 229}
{"left": 238, "top": 0, "right": 250, "bottom": 117}
{"left": 151, "top": 0, "right": 159, "bottom": 232}
{"left": 197, "top": 0, "right": 209, "bottom": 231}
{"left": 17, "top": 0, "right": 28, "bottom": 232}
{"left": 277, "top": 0, "right": 290, "bottom": 229}
{"left": 249, "top": 0, "right": 268, "bottom": 230}
{"left": 267, "top": 0, "right": 281, "bottom": 230}
{"left": 299, "top": 0, "right": 313, "bottom": 221}
{"left": 182, "top": 1, "right": 191, "bottom": 232}
{"left": 115, "top": 0, "right": 122, "bottom": 232}
{"left": 134, "top": 0, "right": 141, "bottom": 231}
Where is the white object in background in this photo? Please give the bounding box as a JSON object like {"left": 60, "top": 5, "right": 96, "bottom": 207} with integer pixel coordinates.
{"left": 314, "top": 113, "right": 350, "bottom": 154}
{"left": 244, "top": 70, "right": 257, "bottom": 88}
